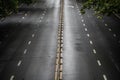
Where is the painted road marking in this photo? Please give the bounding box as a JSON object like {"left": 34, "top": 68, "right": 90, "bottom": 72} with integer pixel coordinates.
{"left": 40, "top": 20, "right": 42, "bottom": 22}
{"left": 10, "top": 75, "right": 15, "bottom": 80}
{"left": 97, "top": 60, "right": 101, "bottom": 66}
{"left": 24, "top": 49, "right": 27, "bottom": 54}
{"left": 115, "top": 64, "right": 120, "bottom": 72}
{"left": 82, "top": 19, "right": 84, "bottom": 22}
{"left": 25, "top": 13, "right": 27, "bottom": 16}
{"left": 60, "top": 72, "right": 63, "bottom": 79}
{"left": 105, "top": 24, "right": 108, "bottom": 26}
{"left": 108, "top": 28, "right": 112, "bottom": 31}
{"left": 85, "top": 28, "right": 88, "bottom": 31}
{"left": 113, "top": 34, "right": 116, "bottom": 37}
{"left": 103, "top": 74, "right": 107, "bottom": 80}
{"left": 28, "top": 41, "right": 31, "bottom": 45}
{"left": 81, "top": 16, "right": 83, "bottom": 18}
{"left": 79, "top": 13, "right": 81, "bottom": 15}
{"left": 89, "top": 40, "right": 93, "bottom": 45}
{"left": 44, "top": 11, "right": 46, "bottom": 13}
{"left": 32, "top": 34, "right": 35, "bottom": 37}
{"left": 22, "top": 17, "right": 25, "bottom": 19}
{"left": 17, "top": 60, "right": 22, "bottom": 66}
{"left": 42, "top": 13, "right": 45, "bottom": 16}
{"left": 87, "top": 34, "right": 90, "bottom": 37}
{"left": 93, "top": 49, "right": 96, "bottom": 54}
{"left": 19, "top": 21, "right": 21, "bottom": 23}
{"left": 83, "top": 24, "right": 86, "bottom": 26}
{"left": 41, "top": 17, "right": 43, "bottom": 19}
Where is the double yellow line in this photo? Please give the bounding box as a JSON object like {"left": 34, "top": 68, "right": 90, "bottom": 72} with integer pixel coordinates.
{"left": 55, "top": 0, "right": 64, "bottom": 80}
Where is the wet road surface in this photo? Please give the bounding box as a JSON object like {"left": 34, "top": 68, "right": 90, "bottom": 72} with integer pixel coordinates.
{"left": 0, "top": 0, "right": 120, "bottom": 80}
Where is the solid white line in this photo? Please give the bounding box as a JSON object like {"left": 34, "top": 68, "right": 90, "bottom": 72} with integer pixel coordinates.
{"left": 79, "top": 14, "right": 81, "bottom": 15}
{"left": 17, "top": 60, "right": 22, "bottom": 66}
{"left": 93, "top": 49, "right": 96, "bottom": 54}
{"left": 32, "top": 34, "right": 35, "bottom": 37}
{"left": 85, "top": 28, "right": 88, "bottom": 31}
{"left": 24, "top": 49, "right": 27, "bottom": 54}
{"left": 103, "top": 74, "right": 107, "bottom": 80}
{"left": 10, "top": 75, "right": 15, "bottom": 80}
{"left": 89, "top": 40, "right": 93, "bottom": 45}
{"left": 97, "top": 60, "right": 101, "bottom": 66}
{"left": 87, "top": 34, "right": 90, "bottom": 37}
{"left": 28, "top": 41, "right": 31, "bottom": 45}
{"left": 83, "top": 24, "right": 86, "bottom": 26}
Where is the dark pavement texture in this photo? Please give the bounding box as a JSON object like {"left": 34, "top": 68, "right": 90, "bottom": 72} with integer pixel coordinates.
{"left": 0, "top": 0, "right": 120, "bottom": 80}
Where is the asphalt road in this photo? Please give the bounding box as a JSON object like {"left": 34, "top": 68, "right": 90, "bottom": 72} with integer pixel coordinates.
{"left": 0, "top": 0, "right": 120, "bottom": 80}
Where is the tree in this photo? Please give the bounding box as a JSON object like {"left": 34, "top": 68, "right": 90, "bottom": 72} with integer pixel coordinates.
{"left": 0, "top": 0, "right": 36, "bottom": 17}
{"left": 80, "top": 0, "right": 120, "bottom": 17}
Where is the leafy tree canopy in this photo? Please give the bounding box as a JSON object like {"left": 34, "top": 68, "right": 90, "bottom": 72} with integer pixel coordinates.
{"left": 79, "top": 0, "right": 120, "bottom": 17}
{"left": 0, "top": 0, "right": 36, "bottom": 17}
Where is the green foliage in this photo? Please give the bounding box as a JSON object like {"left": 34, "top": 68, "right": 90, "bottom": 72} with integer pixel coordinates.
{"left": 80, "top": 0, "right": 120, "bottom": 17}
{"left": 0, "top": 0, "right": 36, "bottom": 17}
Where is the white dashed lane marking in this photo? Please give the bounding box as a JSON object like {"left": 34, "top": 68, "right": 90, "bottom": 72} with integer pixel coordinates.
{"left": 44, "top": 11, "right": 46, "bottom": 13}
{"left": 17, "top": 60, "right": 22, "bottom": 66}
{"left": 19, "top": 21, "right": 21, "bottom": 23}
{"left": 85, "top": 28, "right": 88, "bottom": 31}
{"left": 89, "top": 40, "right": 93, "bottom": 45}
{"left": 115, "top": 64, "right": 120, "bottom": 72}
{"left": 41, "top": 17, "right": 43, "bottom": 19}
{"left": 105, "top": 24, "right": 108, "bottom": 26}
{"left": 83, "top": 24, "right": 86, "bottom": 26}
{"left": 97, "top": 60, "right": 102, "bottom": 66}
{"left": 40, "top": 20, "right": 42, "bottom": 22}
{"left": 10, "top": 75, "right": 15, "bottom": 80}
{"left": 81, "top": 16, "right": 83, "bottom": 18}
{"left": 25, "top": 13, "right": 27, "bottom": 16}
{"left": 24, "top": 49, "right": 27, "bottom": 54}
{"left": 93, "top": 49, "right": 96, "bottom": 54}
{"left": 32, "top": 34, "right": 35, "bottom": 37}
{"left": 22, "top": 17, "right": 25, "bottom": 19}
{"left": 81, "top": 19, "right": 84, "bottom": 22}
{"left": 113, "top": 34, "right": 116, "bottom": 37}
{"left": 103, "top": 74, "right": 107, "bottom": 80}
{"left": 42, "top": 13, "right": 45, "bottom": 16}
{"left": 28, "top": 41, "right": 31, "bottom": 45}
{"left": 108, "top": 28, "right": 112, "bottom": 31}
{"left": 87, "top": 34, "right": 90, "bottom": 37}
